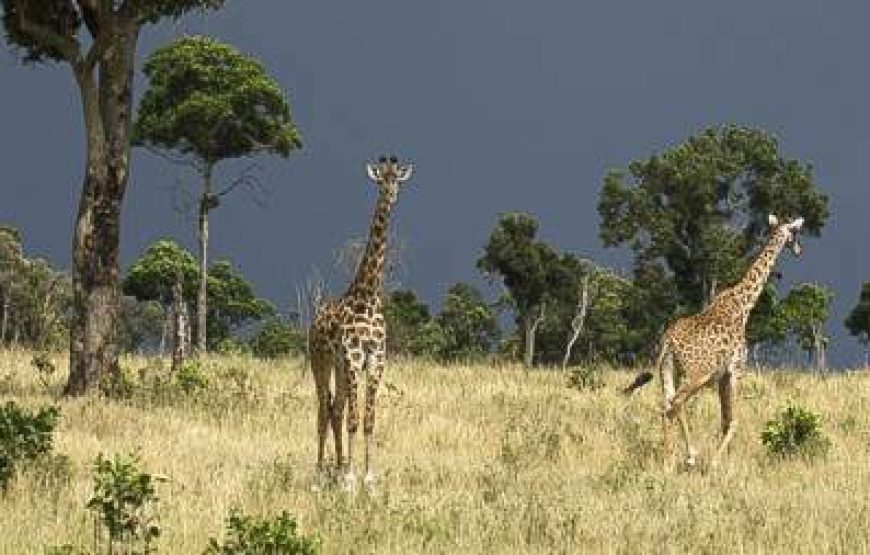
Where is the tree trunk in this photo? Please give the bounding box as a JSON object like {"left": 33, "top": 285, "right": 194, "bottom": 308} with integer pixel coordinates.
{"left": 171, "top": 274, "right": 186, "bottom": 373}
{"left": 159, "top": 304, "right": 169, "bottom": 356}
{"left": 523, "top": 303, "right": 546, "bottom": 369}
{"left": 65, "top": 26, "right": 138, "bottom": 396}
{"left": 1, "top": 289, "right": 9, "bottom": 345}
{"left": 562, "top": 275, "right": 590, "bottom": 369}
{"left": 196, "top": 165, "right": 214, "bottom": 354}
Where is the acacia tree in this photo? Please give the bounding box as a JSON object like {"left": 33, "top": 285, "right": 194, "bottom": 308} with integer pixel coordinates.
{"left": 599, "top": 125, "right": 829, "bottom": 351}
{"left": 1, "top": 0, "right": 226, "bottom": 394}
{"left": 134, "top": 35, "right": 302, "bottom": 353}
{"left": 845, "top": 282, "right": 870, "bottom": 351}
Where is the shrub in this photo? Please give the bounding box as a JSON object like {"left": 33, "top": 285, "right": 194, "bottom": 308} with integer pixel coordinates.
{"left": 176, "top": 361, "right": 209, "bottom": 395}
{"left": 86, "top": 452, "right": 165, "bottom": 554}
{"left": 761, "top": 404, "right": 831, "bottom": 460}
{"left": 566, "top": 365, "right": 605, "bottom": 391}
{"left": 0, "top": 401, "right": 59, "bottom": 490}
{"left": 205, "top": 510, "right": 319, "bottom": 555}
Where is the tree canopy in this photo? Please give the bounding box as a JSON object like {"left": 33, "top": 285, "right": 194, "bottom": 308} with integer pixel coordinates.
{"left": 123, "top": 240, "right": 199, "bottom": 304}
{"left": 598, "top": 124, "right": 829, "bottom": 315}
{"left": 845, "top": 282, "right": 870, "bottom": 346}
{"left": 134, "top": 35, "right": 302, "bottom": 167}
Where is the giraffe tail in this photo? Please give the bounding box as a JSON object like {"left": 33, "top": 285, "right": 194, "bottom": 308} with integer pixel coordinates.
{"left": 622, "top": 341, "right": 667, "bottom": 396}
{"left": 622, "top": 371, "right": 653, "bottom": 395}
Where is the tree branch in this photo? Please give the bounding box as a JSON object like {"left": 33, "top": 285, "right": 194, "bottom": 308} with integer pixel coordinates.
{"left": 12, "top": 0, "right": 82, "bottom": 63}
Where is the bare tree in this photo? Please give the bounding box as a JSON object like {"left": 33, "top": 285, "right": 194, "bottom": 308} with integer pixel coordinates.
{"left": 333, "top": 233, "right": 408, "bottom": 292}
{"left": 562, "top": 274, "right": 590, "bottom": 370}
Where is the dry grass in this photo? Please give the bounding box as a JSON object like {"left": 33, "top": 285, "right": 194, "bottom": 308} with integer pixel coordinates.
{"left": 1, "top": 348, "right": 869, "bottom": 554}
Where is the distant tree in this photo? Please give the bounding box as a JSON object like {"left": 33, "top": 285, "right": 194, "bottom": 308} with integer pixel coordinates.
{"left": 2, "top": 0, "right": 228, "bottom": 395}
{"left": 118, "top": 296, "right": 164, "bottom": 354}
{"left": 124, "top": 240, "right": 199, "bottom": 306}
{"left": 384, "top": 289, "right": 431, "bottom": 356}
{"left": 123, "top": 240, "right": 198, "bottom": 353}
{"left": 845, "top": 282, "right": 870, "bottom": 348}
{"left": 0, "top": 226, "right": 71, "bottom": 350}
{"left": 134, "top": 35, "right": 302, "bottom": 354}
{"left": 779, "top": 283, "right": 833, "bottom": 371}
{"left": 416, "top": 282, "right": 500, "bottom": 363}
{"left": 14, "top": 257, "right": 72, "bottom": 350}
{"left": 746, "top": 281, "right": 790, "bottom": 364}
{"left": 205, "top": 260, "right": 275, "bottom": 349}
{"left": 0, "top": 226, "right": 24, "bottom": 344}
{"left": 599, "top": 125, "right": 829, "bottom": 354}
{"left": 249, "top": 317, "right": 305, "bottom": 359}
{"left": 478, "top": 213, "right": 562, "bottom": 368}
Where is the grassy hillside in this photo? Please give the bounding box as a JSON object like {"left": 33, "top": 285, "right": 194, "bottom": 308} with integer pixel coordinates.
{"left": 1, "top": 349, "right": 868, "bottom": 554}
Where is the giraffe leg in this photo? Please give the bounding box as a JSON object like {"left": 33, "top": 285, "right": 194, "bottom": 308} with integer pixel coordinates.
{"left": 659, "top": 349, "right": 678, "bottom": 470}
{"left": 331, "top": 354, "right": 347, "bottom": 475}
{"left": 343, "top": 347, "right": 364, "bottom": 489}
{"left": 363, "top": 348, "right": 385, "bottom": 487}
{"left": 677, "top": 411, "right": 698, "bottom": 467}
{"left": 712, "top": 349, "right": 744, "bottom": 468}
{"left": 311, "top": 348, "right": 332, "bottom": 474}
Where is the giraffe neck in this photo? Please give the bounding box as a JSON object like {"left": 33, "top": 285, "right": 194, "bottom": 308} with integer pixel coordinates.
{"left": 346, "top": 190, "right": 393, "bottom": 301}
{"left": 732, "top": 232, "right": 788, "bottom": 318}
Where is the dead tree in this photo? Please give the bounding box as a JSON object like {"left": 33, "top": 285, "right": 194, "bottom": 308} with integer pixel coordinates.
{"left": 562, "top": 274, "right": 591, "bottom": 369}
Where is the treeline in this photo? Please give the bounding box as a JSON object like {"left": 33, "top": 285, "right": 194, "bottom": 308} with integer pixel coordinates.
{"left": 4, "top": 126, "right": 870, "bottom": 369}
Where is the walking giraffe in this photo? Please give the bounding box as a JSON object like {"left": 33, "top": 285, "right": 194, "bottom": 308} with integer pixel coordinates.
{"left": 309, "top": 155, "right": 412, "bottom": 488}
{"left": 624, "top": 214, "right": 805, "bottom": 469}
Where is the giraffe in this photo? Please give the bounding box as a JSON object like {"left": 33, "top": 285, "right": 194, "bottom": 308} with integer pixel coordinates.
{"left": 624, "top": 214, "right": 805, "bottom": 469}
{"left": 309, "top": 155, "right": 413, "bottom": 488}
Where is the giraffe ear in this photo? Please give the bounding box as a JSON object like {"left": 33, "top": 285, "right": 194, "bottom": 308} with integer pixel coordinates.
{"left": 767, "top": 214, "right": 779, "bottom": 227}
{"left": 397, "top": 164, "right": 413, "bottom": 183}
{"left": 366, "top": 163, "right": 380, "bottom": 182}
{"left": 789, "top": 217, "right": 805, "bottom": 230}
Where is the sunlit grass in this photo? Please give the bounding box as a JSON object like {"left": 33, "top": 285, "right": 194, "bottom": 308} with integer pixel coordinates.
{"left": 1, "top": 348, "right": 868, "bottom": 554}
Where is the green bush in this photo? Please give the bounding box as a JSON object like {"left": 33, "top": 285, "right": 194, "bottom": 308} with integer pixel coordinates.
{"left": 86, "top": 452, "right": 165, "bottom": 554}
{"left": 205, "top": 510, "right": 319, "bottom": 555}
{"left": 176, "top": 361, "right": 209, "bottom": 394}
{"left": 761, "top": 404, "right": 831, "bottom": 460}
{"left": 0, "top": 401, "right": 59, "bottom": 490}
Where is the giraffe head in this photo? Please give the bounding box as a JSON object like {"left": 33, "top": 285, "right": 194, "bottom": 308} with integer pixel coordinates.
{"left": 767, "top": 214, "right": 804, "bottom": 257}
{"left": 366, "top": 155, "right": 413, "bottom": 203}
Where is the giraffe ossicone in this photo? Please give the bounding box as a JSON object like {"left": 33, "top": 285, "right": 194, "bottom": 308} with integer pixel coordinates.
{"left": 309, "top": 155, "right": 412, "bottom": 489}
{"left": 624, "top": 214, "right": 805, "bottom": 470}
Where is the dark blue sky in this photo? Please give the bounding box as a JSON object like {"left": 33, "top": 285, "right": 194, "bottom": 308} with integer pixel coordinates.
{"left": 2, "top": 2, "right": 868, "bottom": 366}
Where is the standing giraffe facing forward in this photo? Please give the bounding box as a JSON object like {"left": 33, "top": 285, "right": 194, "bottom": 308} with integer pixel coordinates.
{"left": 309, "top": 155, "right": 412, "bottom": 488}
{"left": 624, "top": 214, "right": 805, "bottom": 469}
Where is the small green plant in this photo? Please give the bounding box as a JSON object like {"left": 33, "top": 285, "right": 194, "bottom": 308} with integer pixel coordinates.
{"left": 761, "top": 403, "right": 831, "bottom": 460}
{"left": 0, "top": 401, "right": 59, "bottom": 490}
{"left": 204, "top": 510, "right": 319, "bottom": 555}
{"left": 176, "top": 361, "right": 209, "bottom": 394}
{"left": 86, "top": 452, "right": 165, "bottom": 555}
{"left": 566, "top": 365, "right": 605, "bottom": 391}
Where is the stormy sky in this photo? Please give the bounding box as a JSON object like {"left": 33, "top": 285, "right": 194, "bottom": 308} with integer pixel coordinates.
{"left": 1, "top": 1, "right": 868, "bottom": 366}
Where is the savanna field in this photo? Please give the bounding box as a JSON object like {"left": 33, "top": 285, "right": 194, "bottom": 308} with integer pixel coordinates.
{"left": 1, "top": 349, "right": 869, "bottom": 554}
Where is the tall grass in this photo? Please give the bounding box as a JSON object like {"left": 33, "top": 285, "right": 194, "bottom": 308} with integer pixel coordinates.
{"left": 0, "top": 348, "right": 868, "bottom": 554}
